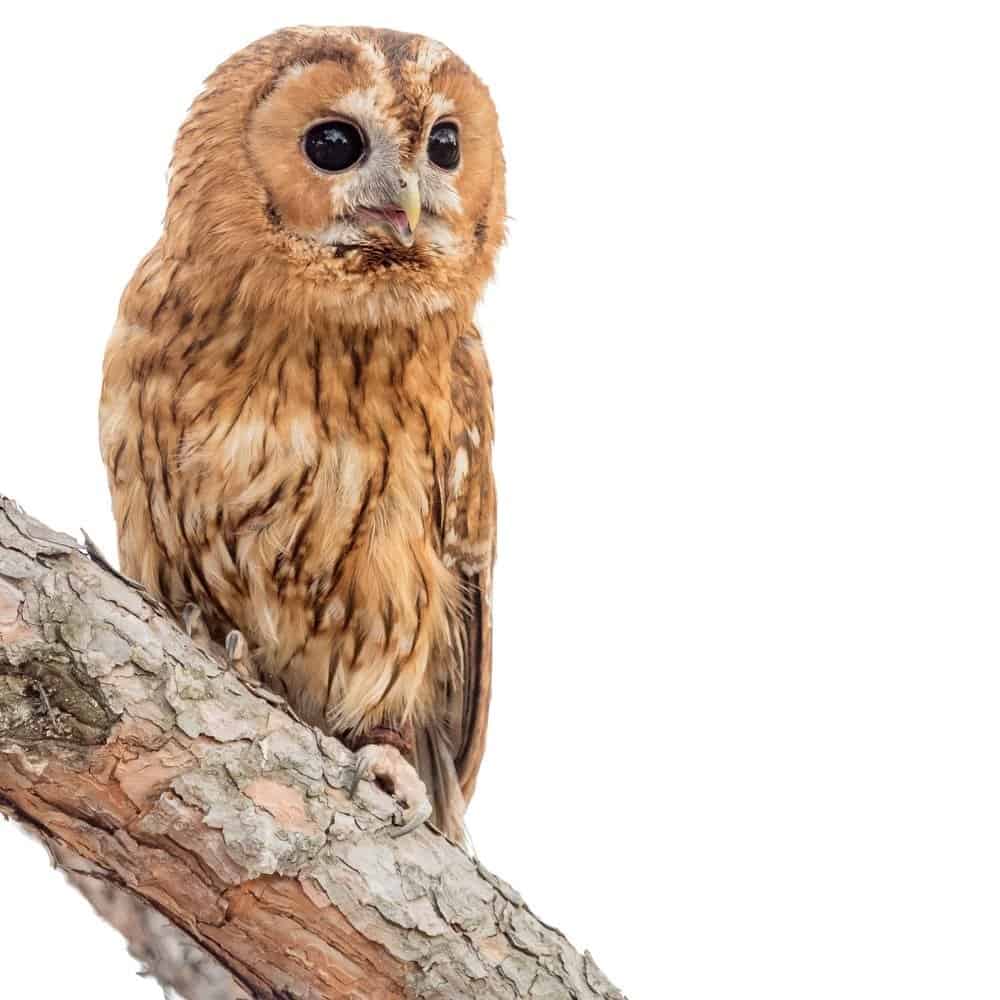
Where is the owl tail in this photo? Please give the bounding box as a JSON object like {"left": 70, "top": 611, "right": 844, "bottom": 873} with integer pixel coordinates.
{"left": 413, "top": 724, "right": 467, "bottom": 844}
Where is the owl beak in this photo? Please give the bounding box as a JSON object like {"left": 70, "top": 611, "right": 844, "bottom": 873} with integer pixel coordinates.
{"left": 354, "top": 176, "right": 422, "bottom": 247}
{"left": 394, "top": 178, "right": 422, "bottom": 243}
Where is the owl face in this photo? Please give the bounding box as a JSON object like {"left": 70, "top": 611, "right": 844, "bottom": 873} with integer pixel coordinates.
{"left": 250, "top": 57, "right": 468, "bottom": 253}
{"left": 165, "top": 28, "right": 505, "bottom": 325}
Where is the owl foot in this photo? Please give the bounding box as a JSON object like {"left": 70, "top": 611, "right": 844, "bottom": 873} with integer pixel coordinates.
{"left": 348, "top": 744, "right": 432, "bottom": 837}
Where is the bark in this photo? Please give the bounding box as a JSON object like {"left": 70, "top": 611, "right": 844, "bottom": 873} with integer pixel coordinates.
{"left": 49, "top": 839, "right": 251, "bottom": 999}
{"left": 0, "top": 496, "right": 625, "bottom": 1000}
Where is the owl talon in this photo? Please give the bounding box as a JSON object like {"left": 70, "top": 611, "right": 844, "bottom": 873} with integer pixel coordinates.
{"left": 225, "top": 629, "right": 260, "bottom": 684}
{"left": 348, "top": 743, "right": 431, "bottom": 836}
{"left": 181, "top": 603, "right": 209, "bottom": 642}
{"left": 391, "top": 797, "right": 433, "bottom": 838}
{"left": 225, "top": 629, "right": 246, "bottom": 663}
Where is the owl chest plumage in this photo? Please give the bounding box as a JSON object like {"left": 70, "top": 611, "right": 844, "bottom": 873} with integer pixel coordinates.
{"left": 103, "top": 307, "right": 466, "bottom": 735}
{"left": 96, "top": 24, "right": 505, "bottom": 839}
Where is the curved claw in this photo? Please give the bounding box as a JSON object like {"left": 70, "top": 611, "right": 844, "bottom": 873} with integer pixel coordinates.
{"left": 348, "top": 743, "right": 377, "bottom": 799}
{"left": 225, "top": 629, "right": 261, "bottom": 685}
{"left": 225, "top": 629, "right": 247, "bottom": 663}
{"left": 391, "top": 798, "right": 433, "bottom": 838}
{"left": 181, "top": 603, "right": 208, "bottom": 642}
{"left": 348, "top": 743, "right": 431, "bottom": 836}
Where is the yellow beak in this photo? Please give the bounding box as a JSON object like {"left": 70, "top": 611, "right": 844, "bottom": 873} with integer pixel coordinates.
{"left": 395, "top": 177, "right": 422, "bottom": 235}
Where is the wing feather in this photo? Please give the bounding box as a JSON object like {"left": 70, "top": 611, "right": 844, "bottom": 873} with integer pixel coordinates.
{"left": 444, "top": 330, "right": 496, "bottom": 802}
{"left": 413, "top": 328, "right": 495, "bottom": 838}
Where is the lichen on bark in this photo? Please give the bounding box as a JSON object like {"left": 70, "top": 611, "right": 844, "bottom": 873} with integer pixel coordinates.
{"left": 0, "top": 497, "right": 625, "bottom": 1000}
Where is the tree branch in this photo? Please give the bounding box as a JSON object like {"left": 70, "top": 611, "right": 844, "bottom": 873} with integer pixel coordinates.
{"left": 0, "top": 496, "right": 625, "bottom": 1000}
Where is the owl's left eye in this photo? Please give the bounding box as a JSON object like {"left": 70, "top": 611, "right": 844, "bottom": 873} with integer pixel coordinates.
{"left": 303, "top": 120, "right": 366, "bottom": 173}
{"left": 428, "top": 122, "right": 460, "bottom": 170}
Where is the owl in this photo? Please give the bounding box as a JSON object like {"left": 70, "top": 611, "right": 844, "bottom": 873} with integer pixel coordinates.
{"left": 99, "top": 27, "right": 503, "bottom": 839}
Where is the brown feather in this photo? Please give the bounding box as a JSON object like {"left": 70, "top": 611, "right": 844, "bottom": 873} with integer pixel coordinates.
{"left": 99, "top": 27, "right": 503, "bottom": 839}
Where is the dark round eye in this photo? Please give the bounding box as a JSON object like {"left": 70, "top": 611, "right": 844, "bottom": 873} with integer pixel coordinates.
{"left": 303, "top": 120, "right": 366, "bottom": 172}
{"left": 428, "top": 122, "right": 460, "bottom": 169}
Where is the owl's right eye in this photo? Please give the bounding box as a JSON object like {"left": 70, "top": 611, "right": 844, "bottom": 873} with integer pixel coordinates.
{"left": 303, "top": 120, "right": 366, "bottom": 173}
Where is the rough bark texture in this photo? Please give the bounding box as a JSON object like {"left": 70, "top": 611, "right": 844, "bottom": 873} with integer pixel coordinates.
{"left": 0, "top": 497, "right": 625, "bottom": 1000}
{"left": 49, "top": 839, "right": 250, "bottom": 999}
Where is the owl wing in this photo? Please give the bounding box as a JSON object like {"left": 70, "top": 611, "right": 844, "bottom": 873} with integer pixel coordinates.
{"left": 412, "top": 328, "right": 495, "bottom": 837}
{"left": 443, "top": 329, "right": 496, "bottom": 803}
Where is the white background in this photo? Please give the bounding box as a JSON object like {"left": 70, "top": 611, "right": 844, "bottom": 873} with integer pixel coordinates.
{"left": 1, "top": 2, "right": 998, "bottom": 997}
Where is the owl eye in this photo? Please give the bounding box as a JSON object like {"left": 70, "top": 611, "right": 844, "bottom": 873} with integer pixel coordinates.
{"left": 427, "top": 122, "right": 460, "bottom": 170}
{"left": 303, "top": 120, "right": 366, "bottom": 173}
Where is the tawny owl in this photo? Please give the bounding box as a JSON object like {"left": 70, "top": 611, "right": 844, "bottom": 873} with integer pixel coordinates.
{"left": 99, "top": 27, "right": 503, "bottom": 839}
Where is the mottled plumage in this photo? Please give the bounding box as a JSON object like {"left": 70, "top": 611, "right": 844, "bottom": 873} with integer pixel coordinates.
{"left": 99, "top": 27, "right": 504, "bottom": 838}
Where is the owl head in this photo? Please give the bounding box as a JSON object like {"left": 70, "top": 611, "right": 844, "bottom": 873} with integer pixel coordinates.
{"left": 164, "top": 27, "right": 505, "bottom": 326}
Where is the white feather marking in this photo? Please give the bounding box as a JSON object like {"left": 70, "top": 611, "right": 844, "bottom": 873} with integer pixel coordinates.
{"left": 450, "top": 446, "right": 469, "bottom": 493}
{"left": 99, "top": 394, "right": 132, "bottom": 453}
{"left": 426, "top": 93, "right": 457, "bottom": 121}
{"left": 335, "top": 438, "right": 369, "bottom": 508}
{"left": 220, "top": 417, "right": 266, "bottom": 469}
{"left": 288, "top": 417, "right": 320, "bottom": 466}
{"left": 355, "top": 40, "right": 387, "bottom": 74}
{"left": 326, "top": 597, "right": 345, "bottom": 626}
{"left": 337, "top": 86, "right": 382, "bottom": 123}
{"left": 419, "top": 216, "right": 460, "bottom": 254}
{"left": 413, "top": 39, "right": 452, "bottom": 75}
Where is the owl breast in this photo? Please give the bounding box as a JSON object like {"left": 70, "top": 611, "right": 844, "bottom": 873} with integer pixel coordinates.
{"left": 102, "top": 315, "right": 462, "bottom": 737}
